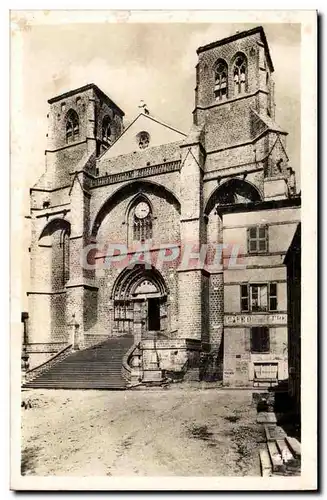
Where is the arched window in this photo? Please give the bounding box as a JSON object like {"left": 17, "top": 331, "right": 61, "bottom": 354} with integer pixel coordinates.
{"left": 60, "top": 229, "right": 70, "bottom": 286}
{"left": 102, "top": 115, "right": 112, "bottom": 145}
{"left": 66, "top": 109, "right": 79, "bottom": 143}
{"left": 214, "top": 59, "right": 228, "bottom": 101}
{"left": 63, "top": 230, "right": 70, "bottom": 285}
{"left": 132, "top": 199, "right": 152, "bottom": 242}
{"left": 233, "top": 53, "right": 247, "bottom": 94}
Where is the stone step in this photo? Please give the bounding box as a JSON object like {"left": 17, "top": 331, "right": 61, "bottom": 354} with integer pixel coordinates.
{"left": 24, "top": 335, "right": 134, "bottom": 390}
{"left": 259, "top": 449, "right": 273, "bottom": 477}
{"left": 267, "top": 441, "right": 285, "bottom": 474}
{"left": 259, "top": 433, "right": 301, "bottom": 477}
{"left": 264, "top": 424, "right": 287, "bottom": 442}
{"left": 257, "top": 412, "right": 277, "bottom": 424}
{"left": 285, "top": 436, "right": 301, "bottom": 460}
{"left": 276, "top": 439, "right": 295, "bottom": 464}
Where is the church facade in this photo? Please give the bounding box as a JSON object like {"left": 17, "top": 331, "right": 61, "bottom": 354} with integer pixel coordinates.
{"left": 27, "top": 26, "right": 301, "bottom": 386}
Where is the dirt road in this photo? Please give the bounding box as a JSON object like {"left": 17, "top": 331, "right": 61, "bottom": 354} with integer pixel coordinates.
{"left": 21, "top": 387, "right": 263, "bottom": 476}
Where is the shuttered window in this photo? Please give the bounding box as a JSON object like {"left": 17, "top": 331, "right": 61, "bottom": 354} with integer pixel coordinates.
{"left": 247, "top": 226, "right": 268, "bottom": 253}
{"left": 241, "top": 284, "right": 249, "bottom": 311}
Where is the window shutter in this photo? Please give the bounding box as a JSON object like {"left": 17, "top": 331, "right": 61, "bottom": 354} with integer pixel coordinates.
{"left": 265, "top": 225, "right": 269, "bottom": 252}
{"left": 269, "top": 283, "right": 278, "bottom": 311}
{"left": 247, "top": 227, "right": 253, "bottom": 253}
{"left": 241, "top": 284, "right": 249, "bottom": 311}
{"left": 250, "top": 327, "right": 259, "bottom": 352}
{"left": 269, "top": 328, "right": 277, "bottom": 353}
{"left": 258, "top": 227, "right": 266, "bottom": 238}
{"left": 262, "top": 327, "right": 270, "bottom": 352}
{"left": 244, "top": 328, "right": 251, "bottom": 352}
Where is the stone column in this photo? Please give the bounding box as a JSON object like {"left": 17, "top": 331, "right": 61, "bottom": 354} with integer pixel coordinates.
{"left": 178, "top": 125, "right": 207, "bottom": 343}
{"left": 66, "top": 170, "right": 98, "bottom": 346}
{"left": 133, "top": 299, "right": 145, "bottom": 344}
{"left": 141, "top": 339, "right": 163, "bottom": 383}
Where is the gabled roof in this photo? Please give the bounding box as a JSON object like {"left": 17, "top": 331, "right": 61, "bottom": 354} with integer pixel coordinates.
{"left": 97, "top": 111, "right": 186, "bottom": 161}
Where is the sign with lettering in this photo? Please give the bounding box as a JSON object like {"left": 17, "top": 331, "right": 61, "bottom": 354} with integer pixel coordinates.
{"left": 224, "top": 314, "right": 287, "bottom": 326}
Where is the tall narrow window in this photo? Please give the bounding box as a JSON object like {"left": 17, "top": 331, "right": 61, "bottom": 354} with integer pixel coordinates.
{"left": 133, "top": 200, "right": 152, "bottom": 242}
{"left": 214, "top": 60, "right": 228, "bottom": 101}
{"left": 102, "top": 115, "right": 112, "bottom": 146}
{"left": 250, "top": 284, "right": 268, "bottom": 312}
{"left": 60, "top": 229, "right": 70, "bottom": 286}
{"left": 66, "top": 109, "right": 79, "bottom": 143}
{"left": 233, "top": 53, "right": 247, "bottom": 94}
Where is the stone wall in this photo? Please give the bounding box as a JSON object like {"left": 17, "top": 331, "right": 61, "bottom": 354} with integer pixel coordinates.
{"left": 223, "top": 326, "right": 288, "bottom": 386}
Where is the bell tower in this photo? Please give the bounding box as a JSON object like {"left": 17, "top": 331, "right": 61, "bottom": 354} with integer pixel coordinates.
{"left": 44, "top": 83, "right": 125, "bottom": 189}
{"left": 193, "top": 26, "right": 292, "bottom": 198}
{"left": 194, "top": 26, "right": 275, "bottom": 131}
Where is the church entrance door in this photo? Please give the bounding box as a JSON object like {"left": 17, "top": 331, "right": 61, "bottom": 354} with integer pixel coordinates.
{"left": 112, "top": 265, "right": 168, "bottom": 339}
{"left": 147, "top": 297, "right": 161, "bottom": 331}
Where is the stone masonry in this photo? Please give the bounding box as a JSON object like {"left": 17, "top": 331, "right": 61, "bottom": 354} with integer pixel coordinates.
{"left": 27, "top": 26, "right": 300, "bottom": 385}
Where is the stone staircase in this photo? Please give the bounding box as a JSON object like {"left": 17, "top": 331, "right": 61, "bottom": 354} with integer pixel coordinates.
{"left": 24, "top": 334, "right": 134, "bottom": 390}
{"left": 259, "top": 423, "right": 301, "bottom": 477}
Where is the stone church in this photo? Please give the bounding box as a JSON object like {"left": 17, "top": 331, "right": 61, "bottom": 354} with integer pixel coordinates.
{"left": 25, "top": 26, "right": 301, "bottom": 388}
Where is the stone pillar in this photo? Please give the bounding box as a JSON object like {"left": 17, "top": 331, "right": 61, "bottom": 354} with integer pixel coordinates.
{"left": 66, "top": 170, "right": 98, "bottom": 345}
{"left": 141, "top": 339, "right": 163, "bottom": 383}
{"left": 178, "top": 125, "right": 207, "bottom": 343}
{"left": 133, "top": 299, "right": 145, "bottom": 344}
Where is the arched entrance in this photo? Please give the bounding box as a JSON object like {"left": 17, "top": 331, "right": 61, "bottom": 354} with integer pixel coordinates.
{"left": 111, "top": 265, "right": 169, "bottom": 338}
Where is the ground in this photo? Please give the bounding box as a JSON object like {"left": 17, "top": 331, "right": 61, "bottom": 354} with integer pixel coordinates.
{"left": 21, "top": 387, "right": 264, "bottom": 477}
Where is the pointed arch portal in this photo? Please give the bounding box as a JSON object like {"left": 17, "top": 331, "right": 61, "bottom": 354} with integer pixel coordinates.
{"left": 111, "top": 264, "right": 169, "bottom": 336}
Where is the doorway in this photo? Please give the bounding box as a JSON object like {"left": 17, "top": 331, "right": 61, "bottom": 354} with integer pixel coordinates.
{"left": 112, "top": 265, "right": 168, "bottom": 336}
{"left": 147, "top": 297, "right": 160, "bottom": 331}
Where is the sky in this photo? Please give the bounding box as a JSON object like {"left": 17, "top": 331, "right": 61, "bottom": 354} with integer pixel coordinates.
{"left": 17, "top": 21, "right": 301, "bottom": 194}
{"left": 12, "top": 19, "right": 301, "bottom": 309}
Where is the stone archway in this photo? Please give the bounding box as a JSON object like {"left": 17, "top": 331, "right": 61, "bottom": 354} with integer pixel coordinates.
{"left": 204, "top": 178, "right": 262, "bottom": 217}
{"left": 204, "top": 177, "right": 263, "bottom": 245}
{"left": 111, "top": 265, "right": 169, "bottom": 340}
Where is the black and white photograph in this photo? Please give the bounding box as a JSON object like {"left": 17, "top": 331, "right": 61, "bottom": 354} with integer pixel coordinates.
{"left": 10, "top": 10, "right": 317, "bottom": 491}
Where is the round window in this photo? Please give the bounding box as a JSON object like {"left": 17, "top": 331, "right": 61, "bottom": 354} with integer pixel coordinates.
{"left": 137, "top": 131, "right": 150, "bottom": 149}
